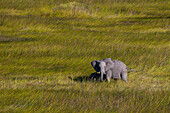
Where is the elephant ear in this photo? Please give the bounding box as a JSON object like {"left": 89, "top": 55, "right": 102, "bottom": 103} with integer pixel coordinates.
{"left": 91, "top": 60, "right": 97, "bottom": 67}
{"left": 91, "top": 60, "right": 100, "bottom": 72}
{"left": 105, "top": 61, "right": 114, "bottom": 71}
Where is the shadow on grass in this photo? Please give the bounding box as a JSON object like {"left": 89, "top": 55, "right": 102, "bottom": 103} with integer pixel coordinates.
{"left": 69, "top": 76, "right": 90, "bottom": 82}
{"left": 68, "top": 72, "right": 102, "bottom": 82}
{"left": 68, "top": 73, "right": 108, "bottom": 82}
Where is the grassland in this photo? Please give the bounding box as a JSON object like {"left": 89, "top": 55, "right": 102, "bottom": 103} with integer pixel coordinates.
{"left": 0, "top": 0, "right": 170, "bottom": 112}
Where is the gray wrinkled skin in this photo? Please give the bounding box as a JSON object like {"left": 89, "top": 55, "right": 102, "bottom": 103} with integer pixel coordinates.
{"left": 91, "top": 58, "right": 128, "bottom": 82}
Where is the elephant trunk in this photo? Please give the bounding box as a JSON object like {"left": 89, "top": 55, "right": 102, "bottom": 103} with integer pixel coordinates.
{"left": 99, "top": 62, "right": 106, "bottom": 82}
{"left": 100, "top": 71, "right": 104, "bottom": 82}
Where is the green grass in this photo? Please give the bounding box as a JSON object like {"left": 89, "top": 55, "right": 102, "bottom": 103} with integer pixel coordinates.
{"left": 0, "top": 0, "right": 170, "bottom": 112}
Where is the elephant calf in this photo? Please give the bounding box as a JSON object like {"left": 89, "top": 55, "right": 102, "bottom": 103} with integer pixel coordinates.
{"left": 91, "top": 58, "right": 131, "bottom": 82}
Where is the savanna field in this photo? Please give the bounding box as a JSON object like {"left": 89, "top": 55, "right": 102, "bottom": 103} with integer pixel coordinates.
{"left": 0, "top": 0, "right": 169, "bottom": 112}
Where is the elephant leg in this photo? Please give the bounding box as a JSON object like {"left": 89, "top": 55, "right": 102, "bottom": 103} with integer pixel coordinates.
{"left": 106, "top": 70, "right": 112, "bottom": 82}
{"left": 121, "top": 72, "right": 128, "bottom": 82}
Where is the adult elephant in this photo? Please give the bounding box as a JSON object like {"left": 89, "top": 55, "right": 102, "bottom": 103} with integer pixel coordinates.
{"left": 91, "top": 58, "right": 128, "bottom": 82}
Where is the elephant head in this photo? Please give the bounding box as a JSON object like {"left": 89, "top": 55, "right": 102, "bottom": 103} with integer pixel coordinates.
{"left": 91, "top": 58, "right": 114, "bottom": 82}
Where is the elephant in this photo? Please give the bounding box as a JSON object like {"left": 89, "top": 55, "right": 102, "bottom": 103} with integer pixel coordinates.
{"left": 91, "top": 58, "right": 130, "bottom": 82}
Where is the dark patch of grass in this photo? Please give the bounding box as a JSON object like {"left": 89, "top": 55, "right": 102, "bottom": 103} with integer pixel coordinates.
{"left": 0, "top": 36, "right": 36, "bottom": 43}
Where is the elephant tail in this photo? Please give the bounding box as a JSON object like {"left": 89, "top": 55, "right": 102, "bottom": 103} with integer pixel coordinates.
{"left": 126, "top": 68, "right": 138, "bottom": 73}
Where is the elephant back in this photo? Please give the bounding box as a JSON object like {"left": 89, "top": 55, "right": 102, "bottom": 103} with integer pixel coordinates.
{"left": 112, "top": 60, "right": 127, "bottom": 68}
{"left": 112, "top": 60, "right": 127, "bottom": 78}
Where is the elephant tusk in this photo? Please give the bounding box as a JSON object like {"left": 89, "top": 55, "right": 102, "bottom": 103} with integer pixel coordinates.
{"left": 97, "top": 72, "right": 100, "bottom": 74}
